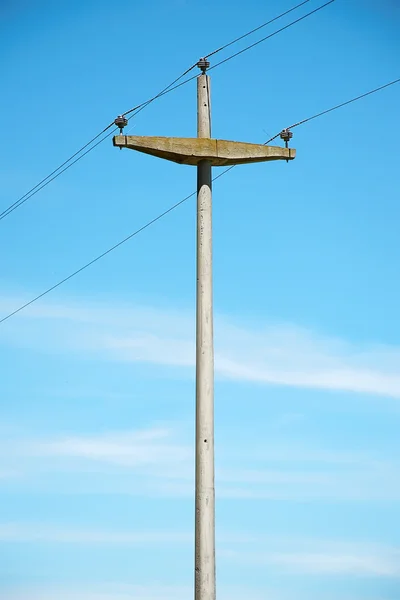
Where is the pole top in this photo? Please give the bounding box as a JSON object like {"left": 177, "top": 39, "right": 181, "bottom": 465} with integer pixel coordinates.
{"left": 197, "top": 57, "right": 210, "bottom": 73}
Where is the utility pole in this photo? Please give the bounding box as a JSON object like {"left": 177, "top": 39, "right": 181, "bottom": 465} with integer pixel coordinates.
{"left": 195, "top": 58, "right": 215, "bottom": 600}
{"left": 113, "top": 59, "right": 295, "bottom": 600}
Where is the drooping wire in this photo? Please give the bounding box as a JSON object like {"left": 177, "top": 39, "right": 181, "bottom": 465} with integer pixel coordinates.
{"left": 122, "top": 62, "right": 198, "bottom": 119}
{"left": 0, "top": 64, "right": 199, "bottom": 222}
{"left": 209, "top": 0, "right": 336, "bottom": 72}
{"left": 0, "top": 122, "right": 114, "bottom": 221}
{"left": 120, "top": 0, "right": 337, "bottom": 126}
{"left": 0, "top": 127, "right": 118, "bottom": 222}
{"left": 119, "top": 1, "right": 336, "bottom": 118}
{"left": 0, "top": 0, "right": 335, "bottom": 222}
{"left": 264, "top": 77, "right": 400, "bottom": 144}
{"left": 1, "top": 74, "right": 399, "bottom": 325}
{"left": 0, "top": 166, "right": 234, "bottom": 325}
{"left": 0, "top": 190, "right": 196, "bottom": 325}
{"left": 205, "top": 0, "right": 312, "bottom": 59}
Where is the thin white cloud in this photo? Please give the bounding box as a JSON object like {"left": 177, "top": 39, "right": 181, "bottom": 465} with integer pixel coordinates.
{"left": 2, "top": 424, "right": 400, "bottom": 501}
{"left": 270, "top": 551, "right": 400, "bottom": 576}
{"left": 223, "top": 540, "right": 400, "bottom": 577}
{"left": 1, "top": 522, "right": 399, "bottom": 578}
{"left": 29, "top": 427, "right": 191, "bottom": 468}
{"left": 0, "top": 523, "right": 190, "bottom": 545}
{"left": 0, "top": 584, "right": 269, "bottom": 600}
{"left": 1, "top": 296, "right": 400, "bottom": 398}
{"left": 0, "top": 589, "right": 377, "bottom": 600}
{"left": 0, "top": 469, "right": 19, "bottom": 479}
{"left": 0, "top": 584, "right": 193, "bottom": 600}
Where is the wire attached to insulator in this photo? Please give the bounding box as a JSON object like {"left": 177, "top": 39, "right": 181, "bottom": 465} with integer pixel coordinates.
{"left": 280, "top": 129, "right": 293, "bottom": 163}
{"left": 114, "top": 116, "right": 128, "bottom": 134}
{"left": 114, "top": 116, "right": 128, "bottom": 150}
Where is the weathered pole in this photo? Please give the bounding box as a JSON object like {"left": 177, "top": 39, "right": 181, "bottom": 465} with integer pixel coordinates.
{"left": 195, "top": 61, "right": 215, "bottom": 600}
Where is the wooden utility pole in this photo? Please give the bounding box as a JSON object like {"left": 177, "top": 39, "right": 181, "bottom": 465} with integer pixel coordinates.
{"left": 113, "top": 59, "right": 295, "bottom": 600}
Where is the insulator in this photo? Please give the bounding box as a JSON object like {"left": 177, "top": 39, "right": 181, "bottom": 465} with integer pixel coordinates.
{"left": 114, "top": 115, "right": 128, "bottom": 133}
{"left": 280, "top": 129, "right": 293, "bottom": 143}
{"left": 197, "top": 57, "right": 210, "bottom": 73}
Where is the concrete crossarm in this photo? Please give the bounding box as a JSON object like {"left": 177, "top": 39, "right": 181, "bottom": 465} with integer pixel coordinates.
{"left": 113, "top": 135, "right": 295, "bottom": 166}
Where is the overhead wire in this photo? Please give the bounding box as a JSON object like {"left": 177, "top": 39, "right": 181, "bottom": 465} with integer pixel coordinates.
{"left": 117, "top": 0, "right": 318, "bottom": 118}
{"left": 1, "top": 75, "right": 399, "bottom": 326}
{"left": 0, "top": 165, "right": 233, "bottom": 325}
{"left": 117, "top": 1, "right": 335, "bottom": 114}
{"left": 204, "top": 0, "right": 312, "bottom": 59}
{"left": 264, "top": 76, "right": 400, "bottom": 143}
{"left": 0, "top": 122, "right": 114, "bottom": 221}
{"left": 0, "top": 191, "right": 196, "bottom": 324}
{"left": 0, "top": 127, "right": 116, "bottom": 221}
{"left": 209, "top": 0, "right": 336, "bottom": 71}
{"left": 121, "top": 62, "right": 198, "bottom": 119}
{"left": 0, "top": 0, "right": 332, "bottom": 222}
{"left": 0, "top": 64, "right": 199, "bottom": 222}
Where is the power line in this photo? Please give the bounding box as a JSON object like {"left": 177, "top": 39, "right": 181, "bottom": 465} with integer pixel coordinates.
{"left": 0, "top": 123, "right": 114, "bottom": 221}
{"left": 120, "top": 1, "right": 336, "bottom": 118}
{"left": 0, "top": 165, "right": 234, "bottom": 325}
{"left": 265, "top": 77, "right": 400, "bottom": 143}
{"left": 0, "top": 128, "right": 117, "bottom": 222}
{"left": 0, "top": 65, "right": 199, "bottom": 222}
{"left": 1, "top": 74, "right": 398, "bottom": 325}
{"left": 0, "top": 192, "right": 194, "bottom": 324}
{"left": 205, "top": 0, "right": 312, "bottom": 58}
{"left": 121, "top": 62, "right": 198, "bottom": 118}
{"left": 0, "top": 64, "right": 200, "bottom": 222}
{"left": 1, "top": 0, "right": 334, "bottom": 222}
{"left": 209, "top": 0, "right": 336, "bottom": 71}
{"left": 119, "top": 0, "right": 316, "bottom": 118}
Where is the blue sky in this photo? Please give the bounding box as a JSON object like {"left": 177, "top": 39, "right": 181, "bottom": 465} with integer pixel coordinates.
{"left": 0, "top": 0, "right": 400, "bottom": 598}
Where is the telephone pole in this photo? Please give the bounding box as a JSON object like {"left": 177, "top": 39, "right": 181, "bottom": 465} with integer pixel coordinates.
{"left": 113, "top": 59, "right": 295, "bottom": 600}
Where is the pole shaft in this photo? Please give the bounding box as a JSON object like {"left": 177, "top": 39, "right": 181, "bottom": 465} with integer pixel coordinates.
{"left": 195, "top": 73, "right": 215, "bottom": 600}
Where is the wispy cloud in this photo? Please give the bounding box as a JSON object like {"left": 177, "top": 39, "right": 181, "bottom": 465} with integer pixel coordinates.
{"left": 0, "top": 584, "right": 270, "bottom": 600}
{"left": 30, "top": 426, "right": 191, "bottom": 468}
{"left": 0, "top": 588, "right": 381, "bottom": 600}
{"left": 0, "top": 469, "right": 19, "bottom": 479}
{"left": 270, "top": 551, "right": 400, "bottom": 576}
{"left": 2, "top": 424, "right": 400, "bottom": 501}
{"left": 1, "top": 521, "right": 399, "bottom": 578}
{"left": 1, "top": 296, "right": 400, "bottom": 398}
{"left": 0, "top": 523, "right": 190, "bottom": 545}
{"left": 223, "top": 539, "right": 400, "bottom": 577}
{"left": 0, "top": 584, "right": 193, "bottom": 600}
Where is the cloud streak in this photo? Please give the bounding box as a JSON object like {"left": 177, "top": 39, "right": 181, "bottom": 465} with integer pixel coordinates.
{"left": 2, "top": 424, "right": 400, "bottom": 502}
{"left": 1, "top": 522, "right": 399, "bottom": 578}
{"left": 30, "top": 427, "right": 191, "bottom": 468}
{"left": 0, "top": 523, "right": 190, "bottom": 545}
{"left": 0, "top": 584, "right": 194, "bottom": 600}
{"left": 223, "top": 542, "right": 400, "bottom": 577}
{"left": 1, "top": 296, "right": 400, "bottom": 398}
{"left": 0, "top": 584, "right": 270, "bottom": 600}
